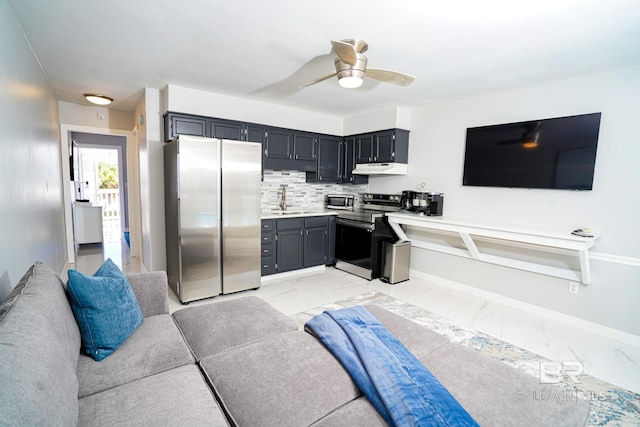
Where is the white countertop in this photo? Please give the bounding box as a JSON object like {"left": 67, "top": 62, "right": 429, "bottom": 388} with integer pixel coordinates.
{"left": 261, "top": 209, "right": 338, "bottom": 219}
{"left": 385, "top": 212, "right": 600, "bottom": 242}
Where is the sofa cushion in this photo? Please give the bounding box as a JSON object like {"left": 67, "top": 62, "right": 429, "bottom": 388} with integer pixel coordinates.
{"left": 68, "top": 258, "right": 144, "bottom": 361}
{"left": 77, "top": 314, "right": 195, "bottom": 398}
{"left": 78, "top": 365, "right": 227, "bottom": 426}
{"left": 0, "top": 262, "right": 81, "bottom": 426}
{"left": 365, "top": 304, "right": 450, "bottom": 359}
{"left": 172, "top": 296, "right": 298, "bottom": 360}
{"left": 127, "top": 271, "right": 170, "bottom": 317}
{"left": 200, "top": 330, "right": 361, "bottom": 427}
{"left": 0, "top": 263, "right": 36, "bottom": 316}
{"left": 420, "top": 343, "right": 591, "bottom": 426}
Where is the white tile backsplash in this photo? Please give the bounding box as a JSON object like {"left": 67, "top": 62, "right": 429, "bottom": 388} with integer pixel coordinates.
{"left": 261, "top": 170, "right": 368, "bottom": 211}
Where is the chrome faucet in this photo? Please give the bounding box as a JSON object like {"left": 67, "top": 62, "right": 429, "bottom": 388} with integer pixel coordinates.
{"left": 279, "top": 185, "right": 287, "bottom": 211}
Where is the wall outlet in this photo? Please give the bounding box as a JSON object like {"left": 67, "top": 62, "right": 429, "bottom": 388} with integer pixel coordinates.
{"left": 568, "top": 281, "right": 580, "bottom": 294}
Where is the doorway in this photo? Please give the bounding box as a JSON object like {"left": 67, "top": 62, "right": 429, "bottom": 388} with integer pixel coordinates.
{"left": 71, "top": 133, "right": 129, "bottom": 266}
{"left": 60, "top": 126, "right": 140, "bottom": 267}
{"left": 73, "top": 144, "right": 127, "bottom": 246}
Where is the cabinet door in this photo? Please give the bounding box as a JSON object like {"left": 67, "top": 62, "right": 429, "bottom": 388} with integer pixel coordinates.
{"left": 164, "top": 112, "right": 207, "bottom": 142}
{"left": 210, "top": 119, "right": 245, "bottom": 140}
{"left": 246, "top": 123, "right": 265, "bottom": 144}
{"left": 343, "top": 137, "right": 368, "bottom": 184}
{"left": 275, "top": 229, "right": 304, "bottom": 272}
{"left": 293, "top": 132, "right": 317, "bottom": 161}
{"left": 355, "top": 134, "right": 374, "bottom": 163}
{"left": 265, "top": 128, "right": 293, "bottom": 160}
{"left": 304, "top": 227, "right": 327, "bottom": 267}
{"left": 317, "top": 135, "right": 341, "bottom": 182}
{"left": 375, "top": 130, "right": 395, "bottom": 162}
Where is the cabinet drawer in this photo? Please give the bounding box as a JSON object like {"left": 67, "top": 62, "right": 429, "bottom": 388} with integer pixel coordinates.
{"left": 261, "top": 233, "right": 273, "bottom": 244}
{"left": 276, "top": 217, "right": 304, "bottom": 231}
{"left": 261, "top": 256, "right": 275, "bottom": 276}
{"left": 261, "top": 220, "right": 274, "bottom": 231}
{"left": 261, "top": 243, "right": 273, "bottom": 257}
{"left": 304, "top": 216, "right": 329, "bottom": 229}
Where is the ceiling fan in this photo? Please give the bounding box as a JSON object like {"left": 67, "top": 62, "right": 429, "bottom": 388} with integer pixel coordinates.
{"left": 497, "top": 122, "right": 542, "bottom": 149}
{"left": 300, "top": 38, "right": 416, "bottom": 89}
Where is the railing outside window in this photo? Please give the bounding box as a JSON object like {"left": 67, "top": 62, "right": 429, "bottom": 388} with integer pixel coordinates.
{"left": 96, "top": 189, "right": 120, "bottom": 242}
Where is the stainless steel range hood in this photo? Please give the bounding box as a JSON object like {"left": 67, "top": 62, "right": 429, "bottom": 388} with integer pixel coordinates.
{"left": 352, "top": 162, "right": 408, "bottom": 175}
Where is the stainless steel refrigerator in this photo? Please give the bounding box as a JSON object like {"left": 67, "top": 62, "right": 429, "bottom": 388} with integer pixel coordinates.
{"left": 164, "top": 135, "right": 262, "bottom": 303}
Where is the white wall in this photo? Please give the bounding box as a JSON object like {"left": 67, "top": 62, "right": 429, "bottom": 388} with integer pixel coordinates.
{"left": 58, "top": 102, "right": 134, "bottom": 131}
{"left": 0, "top": 1, "right": 65, "bottom": 298}
{"left": 369, "top": 67, "right": 640, "bottom": 336}
{"left": 343, "top": 107, "right": 412, "bottom": 135}
{"left": 135, "top": 88, "right": 165, "bottom": 272}
{"left": 165, "top": 85, "right": 343, "bottom": 135}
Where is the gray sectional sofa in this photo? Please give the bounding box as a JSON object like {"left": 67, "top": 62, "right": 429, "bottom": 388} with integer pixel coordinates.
{"left": 0, "top": 262, "right": 590, "bottom": 426}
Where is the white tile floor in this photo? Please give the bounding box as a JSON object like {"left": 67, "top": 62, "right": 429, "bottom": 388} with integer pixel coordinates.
{"left": 74, "top": 244, "right": 640, "bottom": 395}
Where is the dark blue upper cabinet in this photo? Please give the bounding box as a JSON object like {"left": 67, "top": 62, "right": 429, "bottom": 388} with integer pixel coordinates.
{"left": 316, "top": 135, "right": 341, "bottom": 183}
{"left": 264, "top": 127, "right": 293, "bottom": 159}
{"left": 355, "top": 133, "right": 374, "bottom": 163}
{"left": 209, "top": 119, "right": 246, "bottom": 141}
{"left": 163, "top": 112, "right": 407, "bottom": 178}
{"left": 163, "top": 112, "right": 208, "bottom": 141}
{"left": 293, "top": 131, "right": 317, "bottom": 162}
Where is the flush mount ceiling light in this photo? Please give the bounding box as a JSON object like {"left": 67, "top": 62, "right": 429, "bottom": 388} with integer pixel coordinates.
{"left": 84, "top": 94, "right": 113, "bottom": 105}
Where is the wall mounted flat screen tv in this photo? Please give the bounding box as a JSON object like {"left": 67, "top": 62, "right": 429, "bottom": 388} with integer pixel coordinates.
{"left": 462, "top": 112, "right": 601, "bottom": 190}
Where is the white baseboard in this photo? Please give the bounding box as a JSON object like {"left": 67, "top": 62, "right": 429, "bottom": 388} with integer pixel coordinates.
{"left": 59, "top": 259, "right": 71, "bottom": 282}
{"left": 261, "top": 265, "right": 325, "bottom": 284}
{"left": 410, "top": 269, "right": 640, "bottom": 348}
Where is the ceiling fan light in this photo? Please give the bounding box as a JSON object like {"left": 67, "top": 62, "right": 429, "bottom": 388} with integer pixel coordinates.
{"left": 522, "top": 131, "right": 540, "bottom": 149}
{"left": 84, "top": 94, "right": 113, "bottom": 105}
{"left": 339, "top": 76, "right": 363, "bottom": 89}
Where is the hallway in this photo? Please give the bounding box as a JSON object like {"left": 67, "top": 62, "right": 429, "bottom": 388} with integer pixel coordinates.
{"left": 72, "top": 239, "right": 142, "bottom": 276}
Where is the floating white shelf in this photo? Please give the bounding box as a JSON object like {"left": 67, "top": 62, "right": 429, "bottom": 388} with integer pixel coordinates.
{"left": 385, "top": 213, "right": 600, "bottom": 284}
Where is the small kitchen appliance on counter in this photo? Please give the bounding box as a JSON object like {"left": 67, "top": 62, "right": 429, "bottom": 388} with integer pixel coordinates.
{"left": 401, "top": 190, "right": 444, "bottom": 216}
{"left": 325, "top": 194, "right": 355, "bottom": 211}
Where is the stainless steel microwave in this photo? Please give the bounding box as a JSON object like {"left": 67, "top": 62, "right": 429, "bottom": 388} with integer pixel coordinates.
{"left": 326, "top": 194, "right": 355, "bottom": 211}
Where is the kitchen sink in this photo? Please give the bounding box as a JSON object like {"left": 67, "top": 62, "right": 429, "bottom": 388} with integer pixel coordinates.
{"left": 266, "top": 210, "right": 307, "bottom": 215}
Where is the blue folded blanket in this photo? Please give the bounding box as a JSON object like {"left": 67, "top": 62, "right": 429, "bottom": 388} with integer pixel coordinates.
{"left": 305, "top": 306, "right": 478, "bottom": 427}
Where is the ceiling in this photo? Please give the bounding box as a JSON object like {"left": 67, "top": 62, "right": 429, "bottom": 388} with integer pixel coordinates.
{"left": 9, "top": 0, "right": 640, "bottom": 116}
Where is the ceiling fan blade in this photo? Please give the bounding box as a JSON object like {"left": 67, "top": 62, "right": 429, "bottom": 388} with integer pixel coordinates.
{"left": 366, "top": 68, "right": 416, "bottom": 86}
{"left": 496, "top": 138, "right": 524, "bottom": 146}
{"left": 298, "top": 72, "right": 337, "bottom": 88}
{"left": 331, "top": 40, "right": 357, "bottom": 65}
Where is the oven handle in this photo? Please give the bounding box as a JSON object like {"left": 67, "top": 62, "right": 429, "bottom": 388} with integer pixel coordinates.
{"left": 336, "top": 217, "right": 374, "bottom": 231}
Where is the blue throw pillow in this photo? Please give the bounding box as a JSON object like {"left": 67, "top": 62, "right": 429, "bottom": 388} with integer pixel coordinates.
{"left": 67, "top": 259, "right": 143, "bottom": 361}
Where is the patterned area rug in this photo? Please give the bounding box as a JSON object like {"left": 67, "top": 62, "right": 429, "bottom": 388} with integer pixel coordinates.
{"left": 290, "top": 291, "right": 640, "bottom": 427}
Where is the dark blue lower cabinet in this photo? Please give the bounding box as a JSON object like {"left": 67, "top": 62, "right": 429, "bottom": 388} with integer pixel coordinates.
{"left": 261, "top": 216, "right": 334, "bottom": 276}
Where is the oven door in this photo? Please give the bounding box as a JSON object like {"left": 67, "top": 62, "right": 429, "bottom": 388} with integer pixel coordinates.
{"left": 334, "top": 218, "right": 374, "bottom": 279}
